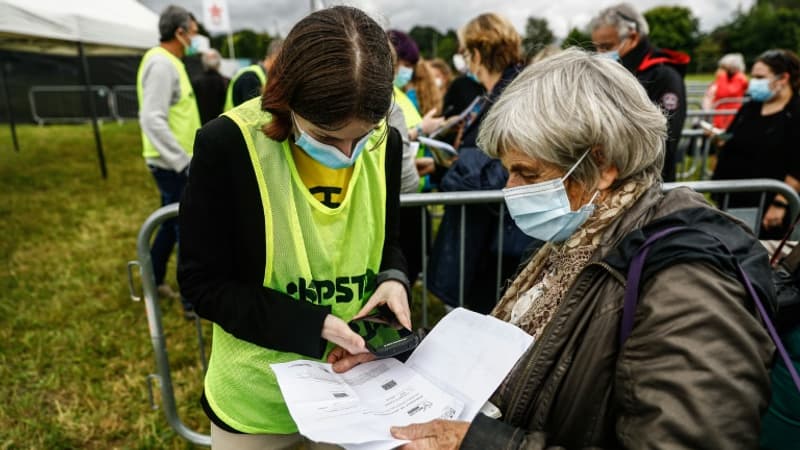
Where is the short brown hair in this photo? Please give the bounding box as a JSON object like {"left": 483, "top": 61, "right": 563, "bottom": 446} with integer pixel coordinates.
{"left": 261, "top": 6, "right": 393, "bottom": 141}
{"left": 459, "top": 13, "right": 522, "bottom": 74}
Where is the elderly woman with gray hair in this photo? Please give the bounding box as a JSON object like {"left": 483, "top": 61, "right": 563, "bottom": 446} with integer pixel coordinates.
{"left": 385, "top": 48, "right": 775, "bottom": 449}
{"left": 702, "top": 53, "right": 749, "bottom": 130}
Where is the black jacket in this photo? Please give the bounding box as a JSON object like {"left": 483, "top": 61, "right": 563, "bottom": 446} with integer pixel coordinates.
{"left": 621, "top": 38, "right": 689, "bottom": 182}
{"left": 191, "top": 70, "right": 229, "bottom": 125}
{"left": 460, "top": 65, "right": 522, "bottom": 149}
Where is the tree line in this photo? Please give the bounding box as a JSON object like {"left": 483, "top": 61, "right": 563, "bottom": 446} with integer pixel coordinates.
{"left": 201, "top": 0, "right": 800, "bottom": 74}
{"left": 558, "top": 0, "right": 800, "bottom": 73}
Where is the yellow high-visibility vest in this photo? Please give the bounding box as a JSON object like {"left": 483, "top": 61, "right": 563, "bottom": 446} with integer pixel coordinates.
{"left": 205, "top": 97, "right": 387, "bottom": 433}
{"left": 223, "top": 64, "right": 267, "bottom": 112}
{"left": 136, "top": 47, "right": 200, "bottom": 159}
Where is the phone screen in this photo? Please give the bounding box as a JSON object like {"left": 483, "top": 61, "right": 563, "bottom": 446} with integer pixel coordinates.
{"left": 349, "top": 311, "right": 419, "bottom": 358}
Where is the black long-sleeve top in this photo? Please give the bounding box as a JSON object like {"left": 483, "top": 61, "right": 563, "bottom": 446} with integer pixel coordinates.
{"left": 177, "top": 115, "right": 408, "bottom": 359}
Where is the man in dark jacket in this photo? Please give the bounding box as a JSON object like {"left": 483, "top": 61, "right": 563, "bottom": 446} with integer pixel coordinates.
{"left": 590, "top": 2, "right": 689, "bottom": 182}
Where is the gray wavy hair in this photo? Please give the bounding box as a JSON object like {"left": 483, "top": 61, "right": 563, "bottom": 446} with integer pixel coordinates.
{"left": 718, "top": 53, "right": 746, "bottom": 73}
{"left": 589, "top": 2, "right": 649, "bottom": 37}
{"left": 478, "top": 47, "right": 667, "bottom": 188}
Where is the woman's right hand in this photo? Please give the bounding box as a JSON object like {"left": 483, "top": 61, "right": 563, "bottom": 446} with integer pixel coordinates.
{"left": 321, "top": 314, "right": 368, "bottom": 355}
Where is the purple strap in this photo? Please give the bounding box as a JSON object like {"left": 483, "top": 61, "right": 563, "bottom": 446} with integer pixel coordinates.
{"left": 621, "top": 226, "right": 800, "bottom": 394}
{"left": 620, "top": 226, "right": 686, "bottom": 343}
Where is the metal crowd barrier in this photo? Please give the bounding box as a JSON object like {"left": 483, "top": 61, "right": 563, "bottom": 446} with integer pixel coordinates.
{"left": 28, "top": 85, "right": 115, "bottom": 125}
{"left": 686, "top": 84, "right": 710, "bottom": 101}
{"left": 129, "top": 179, "right": 800, "bottom": 446}
{"left": 28, "top": 84, "right": 137, "bottom": 124}
{"left": 677, "top": 128, "right": 714, "bottom": 181}
{"left": 677, "top": 110, "right": 740, "bottom": 181}
{"left": 712, "top": 96, "right": 746, "bottom": 109}
{"left": 111, "top": 85, "right": 139, "bottom": 121}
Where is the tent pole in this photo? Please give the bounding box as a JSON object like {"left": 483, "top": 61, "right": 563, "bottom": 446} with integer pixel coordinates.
{"left": 227, "top": 33, "right": 236, "bottom": 59}
{"left": 77, "top": 41, "right": 107, "bottom": 179}
{"left": 0, "top": 56, "right": 20, "bottom": 152}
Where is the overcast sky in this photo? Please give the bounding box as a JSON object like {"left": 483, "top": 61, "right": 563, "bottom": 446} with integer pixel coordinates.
{"left": 140, "top": 0, "right": 756, "bottom": 38}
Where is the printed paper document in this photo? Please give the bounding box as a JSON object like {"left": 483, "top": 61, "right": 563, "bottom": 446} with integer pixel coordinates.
{"left": 271, "top": 308, "right": 534, "bottom": 449}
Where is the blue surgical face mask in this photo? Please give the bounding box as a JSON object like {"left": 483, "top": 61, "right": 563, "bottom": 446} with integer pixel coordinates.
{"left": 188, "top": 36, "right": 202, "bottom": 56}
{"left": 394, "top": 66, "right": 414, "bottom": 89}
{"left": 502, "top": 149, "right": 598, "bottom": 243}
{"left": 602, "top": 50, "right": 621, "bottom": 62}
{"left": 599, "top": 35, "right": 628, "bottom": 62}
{"left": 292, "top": 114, "right": 373, "bottom": 169}
{"left": 747, "top": 78, "right": 775, "bottom": 102}
{"left": 177, "top": 32, "right": 199, "bottom": 56}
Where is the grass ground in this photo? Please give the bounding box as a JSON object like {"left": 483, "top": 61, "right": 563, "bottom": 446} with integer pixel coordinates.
{"left": 0, "top": 122, "right": 447, "bottom": 449}
{"left": 686, "top": 73, "right": 716, "bottom": 84}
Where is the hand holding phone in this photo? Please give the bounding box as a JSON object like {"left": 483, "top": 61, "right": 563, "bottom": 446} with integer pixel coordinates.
{"left": 349, "top": 306, "right": 419, "bottom": 358}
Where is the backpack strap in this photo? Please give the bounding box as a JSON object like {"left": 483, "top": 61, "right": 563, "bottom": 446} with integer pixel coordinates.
{"left": 621, "top": 226, "right": 800, "bottom": 394}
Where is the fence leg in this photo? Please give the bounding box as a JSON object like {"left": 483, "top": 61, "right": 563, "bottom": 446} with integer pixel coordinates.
{"left": 421, "top": 206, "right": 429, "bottom": 329}
{"left": 194, "top": 317, "right": 208, "bottom": 374}
{"left": 496, "top": 204, "right": 505, "bottom": 301}
{"left": 459, "top": 205, "right": 466, "bottom": 308}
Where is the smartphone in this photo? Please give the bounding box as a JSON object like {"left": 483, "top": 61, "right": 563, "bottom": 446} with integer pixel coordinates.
{"left": 349, "top": 307, "right": 419, "bottom": 358}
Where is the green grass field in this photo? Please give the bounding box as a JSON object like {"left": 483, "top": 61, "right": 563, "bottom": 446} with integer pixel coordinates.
{"left": 0, "top": 122, "right": 446, "bottom": 448}
{"left": 0, "top": 122, "right": 213, "bottom": 449}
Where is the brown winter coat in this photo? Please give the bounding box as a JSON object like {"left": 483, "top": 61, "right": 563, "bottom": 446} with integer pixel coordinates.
{"left": 461, "top": 186, "right": 775, "bottom": 449}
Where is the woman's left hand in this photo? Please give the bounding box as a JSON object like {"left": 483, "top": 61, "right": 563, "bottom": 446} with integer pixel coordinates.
{"left": 762, "top": 204, "right": 786, "bottom": 230}
{"left": 391, "top": 420, "right": 471, "bottom": 449}
{"left": 353, "top": 280, "right": 411, "bottom": 330}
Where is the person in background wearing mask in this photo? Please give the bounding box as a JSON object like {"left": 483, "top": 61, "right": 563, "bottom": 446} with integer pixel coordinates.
{"left": 426, "top": 13, "right": 535, "bottom": 315}
{"left": 177, "top": 6, "right": 411, "bottom": 447}
{"left": 192, "top": 49, "right": 229, "bottom": 125}
{"left": 387, "top": 30, "right": 442, "bottom": 285}
{"left": 712, "top": 49, "right": 800, "bottom": 239}
{"left": 702, "top": 53, "right": 749, "bottom": 130}
{"left": 224, "top": 38, "right": 284, "bottom": 111}
{"left": 590, "top": 2, "right": 689, "bottom": 182}
{"left": 136, "top": 4, "right": 201, "bottom": 316}
{"left": 428, "top": 58, "right": 453, "bottom": 98}
{"left": 388, "top": 29, "right": 443, "bottom": 141}
{"left": 335, "top": 48, "right": 774, "bottom": 450}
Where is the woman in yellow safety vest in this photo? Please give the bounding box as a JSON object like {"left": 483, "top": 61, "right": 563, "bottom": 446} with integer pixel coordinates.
{"left": 177, "top": 6, "right": 411, "bottom": 449}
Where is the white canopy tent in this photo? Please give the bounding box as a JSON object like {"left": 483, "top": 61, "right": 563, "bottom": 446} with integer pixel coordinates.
{"left": 0, "top": 0, "right": 159, "bottom": 53}
{"left": 0, "top": 0, "right": 160, "bottom": 175}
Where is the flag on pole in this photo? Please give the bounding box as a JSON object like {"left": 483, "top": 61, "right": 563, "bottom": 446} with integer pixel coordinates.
{"left": 202, "top": 0, "right": 231, "bottom": 34}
